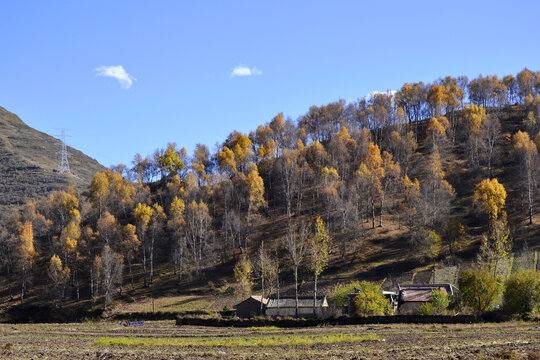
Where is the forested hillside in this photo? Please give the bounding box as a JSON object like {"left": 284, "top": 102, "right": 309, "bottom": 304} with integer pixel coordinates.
{"left": 0, "top": 68, "right": 539, "bottom": 318}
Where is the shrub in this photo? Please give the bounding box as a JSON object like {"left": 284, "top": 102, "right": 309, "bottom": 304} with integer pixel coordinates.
{"left": 353, "top": 281, "right": 392, "bottom": 316}
{"left": 431, "top": 289, "right": 450, "bottom": 314}
{"left": 503, "top": 270, "right": 540, "bottom": 315}
{"left": 330, "top": 281, "right": 362, "bottom": 307}
{"left": 418, "top": 302, "right": 435, "bottom": 315}
{"left": 219, "top": 306, "right": 236, "bottom": 317}
{"left": 458, "top": 268, "right": 500, "bottom": 312}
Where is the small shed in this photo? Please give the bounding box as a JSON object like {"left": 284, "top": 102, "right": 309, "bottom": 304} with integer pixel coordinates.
{"left": 397, "top": 284, "right": 455, "bottom": 314}
{"left": 234, "top": 296, "right": 268, "bottom": 318}
{"left": 265, "top": 296, "right": 328, "bottom": 317}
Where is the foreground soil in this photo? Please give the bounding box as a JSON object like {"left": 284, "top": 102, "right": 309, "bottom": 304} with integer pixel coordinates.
{"left": 0, "top": 321, "right": 538, "bottom": 359}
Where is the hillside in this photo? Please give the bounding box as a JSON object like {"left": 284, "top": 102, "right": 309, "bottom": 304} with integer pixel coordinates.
{"left": 0, "top": 106, "right": 104, "bottom": 222}
{"left": 0, "top": 69, "right": 539, "bottom": 322}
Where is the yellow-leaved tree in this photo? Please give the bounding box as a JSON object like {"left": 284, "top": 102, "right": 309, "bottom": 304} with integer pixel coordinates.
{"left": 309, "top": 217, "right": 330, "bottom": 317}
{"left": 133, "top": 203, "right": 154, "bottom": 286}
{"left": 512, "top": 131, "right": 538, "bottom": 224}
{"left": 463, "top": 104, "right": 487, "bottom": 169}
{"left": 474, "top": 178, "right": 507, "bottom": 224}
{"left": 120, "top": 224, "right": 140, "bottom": 289}
{"left": 474, "top": 178, "right": 511, "bottom": 275}
{"left": 17, "top": 221, "right": 36, "bottom": 302}
{"left": 233, "top": 250, "right": 252, "bottom": 300}
{"left": 168, "top": 196, "right": 186, "bottom": 280}
{"left": 48, "top": 254, "right": 70, "bottom": 308}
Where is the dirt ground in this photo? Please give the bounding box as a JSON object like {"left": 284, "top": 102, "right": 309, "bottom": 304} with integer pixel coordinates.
{"left": 0, "top": 321, "right": 538, "bottom": 359}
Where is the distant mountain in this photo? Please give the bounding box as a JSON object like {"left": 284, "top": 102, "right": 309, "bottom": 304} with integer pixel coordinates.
{"left": 0, "top": 106, "right": 104, "bottom": 222}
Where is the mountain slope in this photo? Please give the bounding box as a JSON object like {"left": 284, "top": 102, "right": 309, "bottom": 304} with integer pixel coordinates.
{"left": 0, "top": 106, "right": 104, "bottom": 222}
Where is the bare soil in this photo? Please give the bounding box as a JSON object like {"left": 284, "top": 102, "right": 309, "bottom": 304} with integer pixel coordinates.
{"left": 0, "top": 321, "right": 538, "bottom": 359}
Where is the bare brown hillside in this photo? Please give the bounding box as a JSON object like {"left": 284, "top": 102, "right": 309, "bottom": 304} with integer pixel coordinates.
{"left": 0, "top": 106, "right": 104, "bottom": 222}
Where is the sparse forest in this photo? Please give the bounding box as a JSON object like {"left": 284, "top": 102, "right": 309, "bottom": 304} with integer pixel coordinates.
{"left": 0, "top": 68, "right": 539, "bottom": 312}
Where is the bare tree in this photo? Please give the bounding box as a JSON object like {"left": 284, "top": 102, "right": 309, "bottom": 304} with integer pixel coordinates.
{"left": 101, "top": 245, "right": 123, "bottom": 310}
{"left": 283, "top": 220, "right": 308, "bottom": 318}
{"left": 185, "top": 201, "right": 213, "bottom": 278}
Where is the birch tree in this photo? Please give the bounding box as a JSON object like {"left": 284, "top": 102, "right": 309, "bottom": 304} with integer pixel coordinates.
{"left": 308, "top": 217, "right": 329, "bottom": 317}
{"left": 283, "top": 220, "right": 308, "bottom": 317}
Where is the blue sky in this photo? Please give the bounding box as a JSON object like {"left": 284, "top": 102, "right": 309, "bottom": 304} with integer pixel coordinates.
{"left": 1, "top": 1, "right": 539, "bottom": 167}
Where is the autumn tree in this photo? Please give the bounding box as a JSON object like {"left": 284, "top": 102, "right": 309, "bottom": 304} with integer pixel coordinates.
{"left": 234, "top": 250, "right": 252, "bottom": 300}
{"left": 148, "top": 203, "right": 165, "bottom": 284}
{"left": 97, "top": 211, "right": 120, "bottom": 247}
{"left": 48, "top": 254, "right": 70, "bottom": 308}
{"left": 192, "top": 143, "right": 212, "bottom": 185}
{"left": 481, "top": 115, "right": 501, "bottom": 177}
{"left": 89, "top": 171, "right": 110, "bottom": 219}
{"left": 512, "top": 131, "right": 538, "bottom": 224}
{"left": 283, "top": 220, "right": 308, "bottom": 317}
{"left": 478, "top": 218, "right": 512, "bottom": 276}
{"left": 388, "top": 130, "right": 416, "bottom": 175}
{"left": 379, "top": 151, "right": 401, "bottom": 227}
{"left": 185, "top": 200, "right": 212, "bottom": 278}
{"left": 400, "top": 175, "right": 421, "bottom": 231}
{"left": 308, "top": 217, "right": 329, "bottom": 317}
{"left": 255, "top": 241, "right": 274, "bottom": 313}
{"left": 320, "top": 166, "right": 339, "bottom": 226}
{"left": 245, "top": 163, "right": 266, "bottom": 239}
{"left": 16, "top": 222, "right": 36, "bottom": 302}
{"left": 474, "top": 178, "right": 507, "bottom": 224}
{"left": 417, "top": 149, "right": 455, "bottom": 229}
{"left": 91, "top": 255, "right": 102, "bottom": 303}
{"left": 463, "top": 104, "right": 487, "bottom": 169}
{"left": 517, "top": 68, "right": 539, "bottom": 102}
{"left": 101, "top": 244, "right": 123, "bottom": 310}
{"left": 426, "top": 117, "right": 448, "bottom": 154}
{"left": 355, "top": 143, "right": 384, "bottom": 229}
{"left": 155, "top": 143, "right": 185, "bottom": 180}
{"left": 120, "top": 224, "right": 140, "bottom": 289}
{"left": 395, "top": 81, "right": 427, "bottom": 140}
{"left": 443, "top": 220, "right": 466, "bottom": 257}
{"left": 60, "top": 209, "right": 81, "bottom": 298}
{"left": 458, "top": 269, "right": 500, "bottom": 312}
{"left": 133, "top": 203, "right": 154, "bottom": 286}
{"left": 168, "top": 196, "right": 186, "bottom": 280}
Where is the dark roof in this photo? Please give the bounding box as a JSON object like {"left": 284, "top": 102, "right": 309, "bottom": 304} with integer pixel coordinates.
{"left": 234, "top": 296, "right": 268, "bottom": 308}
{"left": 398, "top": 284, "right": 454, "bottom": 303}
{"left": 266, "top": 297, "right": 328, "bottom": 309}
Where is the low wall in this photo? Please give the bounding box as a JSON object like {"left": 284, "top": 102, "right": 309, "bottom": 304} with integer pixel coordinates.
{"left": 176, "top": 315, "right": 482, "bottom": 327}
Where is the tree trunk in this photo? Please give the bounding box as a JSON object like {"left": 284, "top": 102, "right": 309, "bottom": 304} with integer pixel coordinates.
{"left": 129, "top": 260, "right": 134, "bottom": 290}
{"left": 142, "top": 244, "right": 147, "bottom": 287}
{"left": 260, "top": 273, "right": 265, "bottom": 315}
{"left": 150, "top": 237, "right": 154, "bottom": 285}
{"left": 313, "top": 273, "right": 318, "bottom": 318}
{"left": 294, "top": 266, "right": 299, "bottom": 318}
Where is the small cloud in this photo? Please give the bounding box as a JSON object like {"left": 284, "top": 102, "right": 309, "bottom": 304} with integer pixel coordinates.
{"left": 230, "top": 65, "right": 262, "bottom": 78}
{"left": 94, "top": 65, "right": 136, "bottom": 89}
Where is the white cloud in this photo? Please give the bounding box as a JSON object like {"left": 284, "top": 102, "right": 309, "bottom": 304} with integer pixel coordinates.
{"left": 230, "top": 65, "right": 262, "bottom": 78}
{"left": 94, "top": 65, "right": 136, "bottom": 89}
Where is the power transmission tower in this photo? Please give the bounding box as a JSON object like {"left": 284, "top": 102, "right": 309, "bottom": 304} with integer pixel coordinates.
{"left": 57, "top": 129, "right": 72, "bottom": 175}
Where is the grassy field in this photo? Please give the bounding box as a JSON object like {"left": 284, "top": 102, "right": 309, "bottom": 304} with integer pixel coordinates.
{"left": 0, "top": 321, "right": 537, "bottom": 359}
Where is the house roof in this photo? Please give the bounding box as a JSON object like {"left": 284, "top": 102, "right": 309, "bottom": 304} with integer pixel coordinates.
{"left": 398, "top": 284, "right": 454, "bottom": 303}
{"left": 234, "top": 295, "right": 268, "bottom": 308}
{"left": 266, "top": 296, "right": 328, "bottom": 308}
{"left": 250, "top": 295, "right": 269, "bottom": 305}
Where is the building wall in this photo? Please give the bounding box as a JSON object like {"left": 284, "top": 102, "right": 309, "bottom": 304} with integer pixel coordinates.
{"left": 235, "top": 299, "right": 264, "bottom": 318}
{"left": 398, "top": 302, "right": 423, "bottom": 315}
{"left": 266, "top": 307, "right": 324, "bottom": 317}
